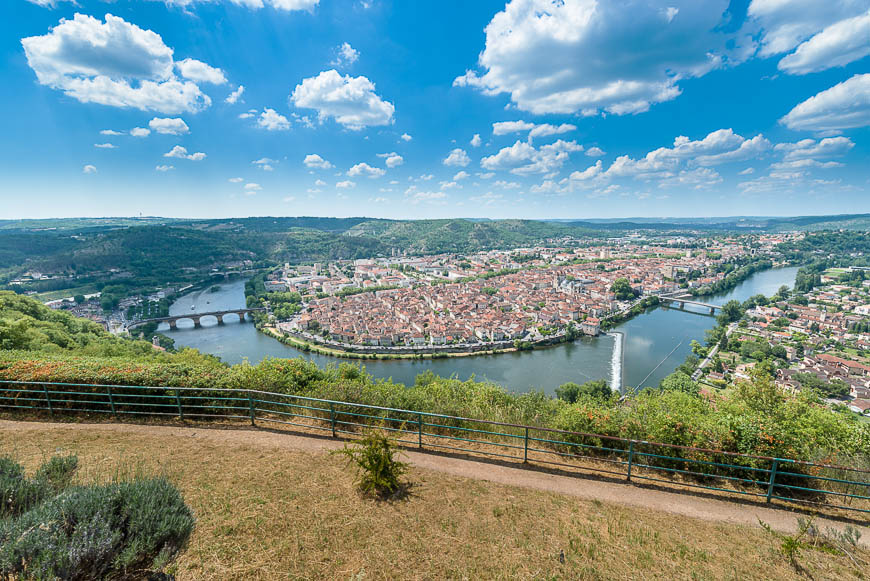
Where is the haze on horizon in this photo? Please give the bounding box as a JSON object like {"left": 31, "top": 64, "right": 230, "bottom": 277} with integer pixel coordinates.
{"left": 3, "top": 0, "right": 869, "bottom": 220}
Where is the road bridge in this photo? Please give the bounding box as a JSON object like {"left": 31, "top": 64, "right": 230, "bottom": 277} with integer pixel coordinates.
{"left": 658, "top": 293, "right": 723, "bottom": 315}
{"left": 128, "top": 308, "right": 264, "bottom": 330}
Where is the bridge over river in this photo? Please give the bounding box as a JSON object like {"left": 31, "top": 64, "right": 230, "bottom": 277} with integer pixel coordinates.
{"left": 658, "top": 292, "right": 723, "bottom": 315}
{"left": 128, "top": 308, "right": 264, "bottom": 330}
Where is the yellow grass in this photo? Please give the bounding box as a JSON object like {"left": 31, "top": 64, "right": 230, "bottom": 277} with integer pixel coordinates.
{"left": 4, "top": 425, "right": 867, "bottom": 580}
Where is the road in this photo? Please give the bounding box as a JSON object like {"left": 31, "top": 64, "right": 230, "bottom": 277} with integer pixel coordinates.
{"left": 692, "top": 322, "right": 736, "bottom": 381}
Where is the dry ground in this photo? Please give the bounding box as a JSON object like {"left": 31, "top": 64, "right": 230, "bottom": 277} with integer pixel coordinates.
{"left": 3, "top": 420, "right": 868, "bottom": 580}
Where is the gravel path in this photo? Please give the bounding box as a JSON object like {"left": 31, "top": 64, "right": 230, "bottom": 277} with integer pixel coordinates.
{"left": 5, "top": 419, "right": 868, "bottom": 545}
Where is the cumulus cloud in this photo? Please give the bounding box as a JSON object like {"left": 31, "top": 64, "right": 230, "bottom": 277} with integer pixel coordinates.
{"left": 130, "top": 127, "right": 151, "bottom": 137}
{"left": 244, "top": 182, "right": 261, "bottom": 195}
{"left": 493, "top": 120, "right": 576, "bottom": 139}
{"left": 257, "top": 108, "right": 291, "bottom": 130}
{"left": 777, "top": 11, "right": 870, "bottom": 74}
{"left": 481, "top": 139, "right": 581, "bottom": 175}
{"left": 336, "top": 180, "right": 356, "bottom": 188}
{"left": 82, "top": 164, "right": 97, "bottom": 174}
{"left": 492, "top": 120, "right": 536, "bottom": 135}
{"left": 228, "top": 177, "right": 244, "bottom": 182}
{"left": 569, "top": 160, "right": 604, "bottom": 181}
{"left": 774, "top": 136, "right": 855, "bottom": 160}
{"left": 585, "top": 146, "right": 605, "bottom": 157}
{"left": 253, "top": 157, "right": 278, "bottom": 171}
{"left": 304, "top": 154, "right": 333, "bottom": 169}
{"left": 657, "top": 167, "right": 723, "bottom": 189}
{"left": 348, "top": 162, "right": 385, "bottom": 178}
{"left": 377, "top": 152, "right": 404, "bottom": 168}
{"left": 164, "top": 145, "right": 206, "bottom": 160}
{"left": 149, "top": 117, "right": 189, "bottom": 135}
{"left": 26, "top": 0, "right": 75, "bottom": 7}
{"left": 176, "top": 58, "right": 227, "bottom": 84}
{"left": 443, "top": 148, "right": 471, "bottom": 167}
{"left": 155, "top": 164, "right": 174, "bottom": 171}
{"left": 331, "top": 42, "right": 359, "bottom": 67}
{"left": 780, "top": 74, "right": 870, "bottom": 132}
{"left": 290, "top": 69, "right": 394, "bottom": 129}
{"left": 94, "top": 142, "right": 117, "bottom": 149}
{"left": 21, "top": 13, "right": 213, "bottom": 114}
{"left": 401, "top": 133, "right": 412, "bottom": 141}
{"left": 225, "top": 85, "right": 245, "bottom": 104}
{"left": 455, "top": 0, "right": 731, "bottom": 116}
{"left": 453, "top": 170, "right": 470, "bottom": 181}
{"left": 470, "top": 133, "right": 482, "bottom": 147}
{"left": 100, "top": 129, "right": 123, "bottom": 136}
{"left": 408, "top": 191, "right": 447, "bottom": 204}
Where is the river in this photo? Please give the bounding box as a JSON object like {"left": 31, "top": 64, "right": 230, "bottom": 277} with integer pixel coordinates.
{"left": 159, "top": 267, "right": 799, "bottom": 394}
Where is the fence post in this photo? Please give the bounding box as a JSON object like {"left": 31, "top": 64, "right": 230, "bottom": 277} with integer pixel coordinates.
{"left": 329, "top": 402, "right": 336, "bottom": 437}
{"left": 175, "top": 391, "right": 184, "bottom": 420}
{"left": 766, "top": 459, "right": 779, "bottom": 503}
{"left": 247, "top": 392, "right": 256, "bottom": 426}
{"left": 42, "top": 384, "right": 54, "bottom": 418}
{"left": 107, "top": 385, "right": 117, "bottom": 418}
{"left": 418, "top": 412, "right": 423, "bottom": 449}
{"left": 523, "top": 427, "right": 529, "bottom": 463}
{"left": 627, "top": 441, "right": 635, "bottom": 481}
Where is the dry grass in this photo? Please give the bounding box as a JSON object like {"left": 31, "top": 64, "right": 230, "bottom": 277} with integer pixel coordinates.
{"left": 3, "top": 425, "right": 867, "bottom": 580}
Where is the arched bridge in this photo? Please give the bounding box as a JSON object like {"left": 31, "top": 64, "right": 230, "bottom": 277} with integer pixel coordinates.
{"left": 658, "top": 293, "right": 722, "bottom": 315}
{"left": 128, "top": 308, "right": 265, "bottom": 330}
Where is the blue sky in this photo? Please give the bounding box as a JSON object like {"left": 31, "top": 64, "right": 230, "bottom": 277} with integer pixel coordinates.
{"left": 3, "top": 0, "right": 869, "bottom": 220}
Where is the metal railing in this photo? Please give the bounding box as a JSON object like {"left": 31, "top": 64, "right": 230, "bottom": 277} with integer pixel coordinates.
{"left": 1, "top": 380, "right": 868, "bottom": 516}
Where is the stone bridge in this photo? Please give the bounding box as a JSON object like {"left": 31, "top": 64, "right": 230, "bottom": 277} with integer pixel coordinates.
{"left": 658, "top": 293, "right": 723, "bottom": 315}
{"left": 129, "top": 308, "right": 264, "bottom": 330}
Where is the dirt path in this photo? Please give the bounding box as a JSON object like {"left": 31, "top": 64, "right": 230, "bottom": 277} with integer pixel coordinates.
{"left": 5, "top": 419, "right": 868, "bottom": 546}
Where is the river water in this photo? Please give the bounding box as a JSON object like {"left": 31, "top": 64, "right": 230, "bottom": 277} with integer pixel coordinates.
{"left": 159, "top": 267, "right": 798, "bottom": 394}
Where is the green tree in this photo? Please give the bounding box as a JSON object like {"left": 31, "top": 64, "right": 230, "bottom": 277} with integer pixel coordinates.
{"left": 555, "top": 379, "right": 612, "bottom": 403}
{"left": 659, "top": 372, "right": 699, "bottom": 395}
{"left": 73, "top": 294, "right": 85, "bottom": 304}
{"left": 610, "top": 278, "right": 635, "bottom": 300}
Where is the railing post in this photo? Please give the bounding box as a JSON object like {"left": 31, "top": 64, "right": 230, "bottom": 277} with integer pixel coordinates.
{"left": 329, "top": 402, "right": 337, "bottom": 437}
{"left": 523, "top": 427, "right": 529, "bottom": 463}
{"left": 627, "top": 441, "right": 634, "bottom": 481}
{"left": 418, "top": 412, "right": 423, "bottom": 449}
{"left": 175, "top": 391, "right": 184, "bottom": 420}
{"left": 767, "top": 459, "right": 779, "bottom": 503}
{"left": 107, "top": 385, "right": 117, "bottom": 418}
{"left": 42, "top": 384, "right": 54, "bottom": 418}
{"left": 247, "top": 392, "right": 256, "bottom": 426}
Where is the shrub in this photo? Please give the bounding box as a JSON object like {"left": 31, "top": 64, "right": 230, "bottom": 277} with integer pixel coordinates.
{"left": 334, "top": 431, "right": 409, "bottom": 499}
{"left": 0, "top": 457, "right": 194, "bottom": 580}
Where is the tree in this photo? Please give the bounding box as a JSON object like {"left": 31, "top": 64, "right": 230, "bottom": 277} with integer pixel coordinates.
{"left": 659, "top": 372, "right": 699, "bottom": 395}
{"left": 481, "top": 287, "right": 498, "bottom": 296}
{"left": 73, "top": 294, "right": 85, "bottom": 304}
{"left": 610, "top": 277, "right": 635, "bottom": 300}
{"left": 717, "top": 300, "right": 743, "bottom": 325}
{"left": 555, "top": 380, "right": 612, "bottom": 403}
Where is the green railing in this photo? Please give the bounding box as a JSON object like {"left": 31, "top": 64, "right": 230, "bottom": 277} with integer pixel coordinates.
{"left": 1, "top": 380, "right": 869, "bottom": 515}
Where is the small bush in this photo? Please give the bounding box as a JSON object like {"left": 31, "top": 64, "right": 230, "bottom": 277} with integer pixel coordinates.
{"left": 0, "top": 456, "right": 194, "bottom": 580}
{"left": 334, "top": 431, "right": 409, "bottom": 499}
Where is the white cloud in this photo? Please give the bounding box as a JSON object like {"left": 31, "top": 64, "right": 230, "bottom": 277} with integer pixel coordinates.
{"left": 569, "top": 160, "right": 604, "bottom": 181}
{"left": 244, "top": 182, "right": 261, "bottom": 195}
{"left": 331, "top": 42, "right": 359, "bottom": 67}
{"left": 94, "top": 142, "right": 117, "bottom": 149}
{"left": 26, "top": 0, "right": 75, "bottom": 7}
{"left": 443, "top": 148, "right": 471, "bottom": 167}
{"left": 470, "top": 133, "right": 482, "bottom": 147}
{"left": 455, "top": 0, "right": 730, "bottom": 115}
{"left": 657, "top": 167, "right": 722, "bottom": 189}
{"left": 408, "top": 191, "right": 447, "bottom": 204}
{"left": 453, "top": 170, "right": 470, "bottom": 181}
{"left": 493, "top": 180, "right": 521, "bottom": 189}
{"left": 481, "top": 139, "right": 581, "bottom": 175}
{"left": 228, "top": 177, "right": 244, "bottom": 182}
{"left": 770, "top": 159, "right": 843, "bottom": 170}
{"left": 774, "top": 136, "right": 854, "bottom": 160}
{"left": 738, "top": 167, "right": 755, "bottom": 175}
{"left": 253, "top": 157, "right": 278, "bottom": 171}
{"left": 401, "top": 133, "right": 412, "bottom": 141}
{"left": 176, "top": 58, "right": 227, "bottom": 84}
{"left": 155, "top": 164, "right": 174, "bottom": 171}
{"left": 440, "top": 180, "right": 459, "bottom": 190}
{"left": 777, "top": 11, "right": 870, "bottom": 74}
{"left": 418, "top": 174, "right": 434, "bottom": 181}
{"left": 477, "top": 172, "right": 495, "bottom": 179}
{"left": 304, "top": 154, "right": 333, "bottom": 169}
{"left": 100, "top": 129, "right": 123, "bottom": 136}
{"left": 529, "top": 123, "right": 577, "bottom": 139}
{"left": 348, "top": 162, "right": 385, "bottom": 178}
{"left": 82, "top": 164, "right": 97, "bottom": 174}
{"left": 22, "top": 13, "right": 212, "bottom": 114}
{"left": 290, "top": 69, "right": 394, "bottom": 129}
{"left": 315, "top": 179, "right": 327, "bottom": 186}
{"left": 694, "top": 134, "right": 771, "bottom": 166}
{"left": 746, "top": 0, "right": 868, "bottom": 58}
{"left": 130, "top": 127, "right": 150, "bottom": 137}
{"left": 160, "top": 0, "right": 319, "bottom": 11}
{"left": 377, "top": 152, "right": 404, "bottom": 168}
{"left": 492, "top": 120, "right": 536, "bottom": 135}
{"left": 149, "top": 117, "right": 189, "bottom": 135}
{"left": 585, "top": 146, "right": 605, "bottom": 157}
{"left": 780, "top": 74, "right": 870, "bottom": 132}
{"left": 336, "top": 180, "right": 356, "bottom": 188}
{"left": 164, "top": 145, "right": 206, "bottom": 160}
{"left": 257, "top": 108, "right": 291, "bottom": 131}
{"left": 238, "top": 111, "right": 255, "bottom": 119}
{"left": 225, "top": 85, "right": 245, "bottom": 104}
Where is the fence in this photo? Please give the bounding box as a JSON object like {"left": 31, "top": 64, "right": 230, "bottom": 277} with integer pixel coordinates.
{"left": 1, "top": 380, "right": 869, "bottom": 516}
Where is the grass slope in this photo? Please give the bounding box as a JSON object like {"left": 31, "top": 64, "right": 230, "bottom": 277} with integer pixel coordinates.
{"left": 4, "top": 423, "right": 865, "bottom": 580}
